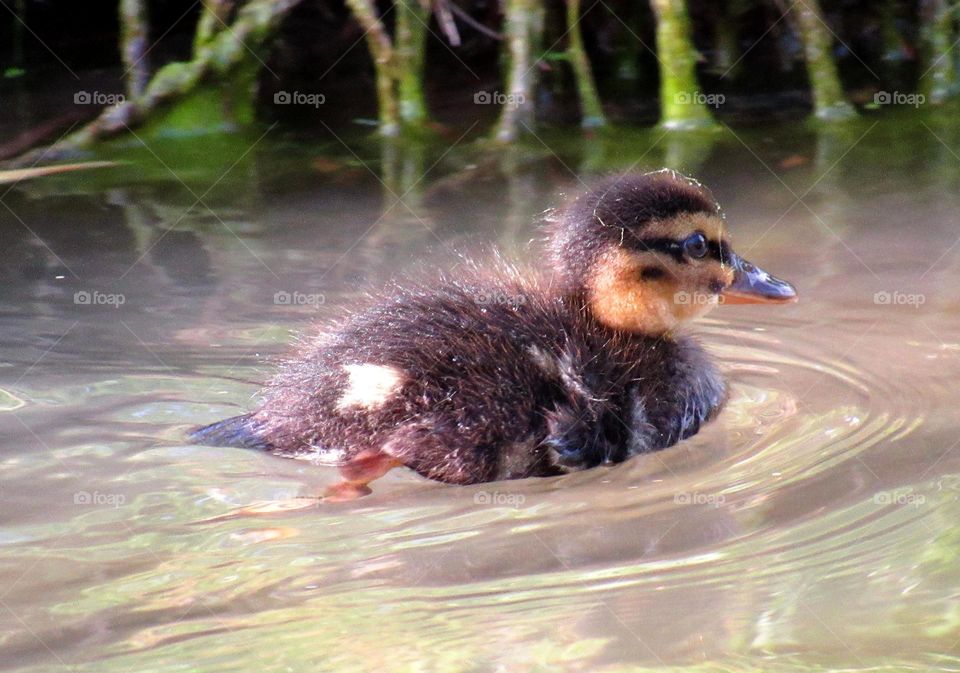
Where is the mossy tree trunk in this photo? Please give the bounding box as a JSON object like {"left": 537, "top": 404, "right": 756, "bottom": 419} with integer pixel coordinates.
{"left": 920, "top": 0, "right": 958, "bottom": 104}
{"left": 612, "top": 0, "right": 639, "bottom": 83}
{"left": 566, "top": 0, "right": 606, "bottom": 128}
{"left": 788, "top": 0, "right": 856, "bottom": 120}
{"left": 494, "top": 0, "right": 545, "bottom": 142}
{"left": 713, "top": 0, "right": 747, "bottom": 77}
{"left": 649, "top": 0, "right": 715, "bottom": 130}
{"left": 120, "top": 0, "right": 151, "bottom": 97}
{"left": 345, "top": 0, "right": 401, "bottom": 136}
{"left": 194, "top": 0, "right": 234, "bottom": 52}
{"left": 10, "top": 0, "right": 26, "bottom": 77}
{"left": 345, "top": 0, "right": 431, "bottom": 136}
{"left": 878, "top": 0, "right": 905, "bottom": 62}
{"left": 396, "top": 0, "right": 430, "bottom": 125}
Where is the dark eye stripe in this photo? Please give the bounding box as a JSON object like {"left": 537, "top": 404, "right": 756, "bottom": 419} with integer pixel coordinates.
{"left": 636, "top": 237, "right": 725, "bottom": 264}
{"left": 715, "top": 240, "right": 733, "bottom": 265}
{"left": 633, "top": 237, "right": 684, "bottom": 262}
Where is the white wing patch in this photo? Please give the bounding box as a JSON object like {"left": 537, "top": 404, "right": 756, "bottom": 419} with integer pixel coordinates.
{"left": 337, "top": 363, "right": 405, "bottom": 411}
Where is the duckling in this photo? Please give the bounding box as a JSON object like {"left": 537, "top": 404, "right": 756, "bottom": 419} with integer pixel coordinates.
{"left": 190, "top": 170, "right": 796, "bottom": 499}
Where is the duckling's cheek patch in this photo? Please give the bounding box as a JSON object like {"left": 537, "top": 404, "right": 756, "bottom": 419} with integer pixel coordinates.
{"left": 337, "top": 364, "right": 405, "bottom": 411}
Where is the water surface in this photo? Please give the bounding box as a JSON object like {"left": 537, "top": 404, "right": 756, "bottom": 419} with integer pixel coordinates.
{"left": 3, "top": 112, "right": 960, "bottom": 672}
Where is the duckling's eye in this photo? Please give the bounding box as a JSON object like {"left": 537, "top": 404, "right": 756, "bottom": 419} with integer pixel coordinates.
{"left": 683, "top": 232, "right": 709, "bottom": 259}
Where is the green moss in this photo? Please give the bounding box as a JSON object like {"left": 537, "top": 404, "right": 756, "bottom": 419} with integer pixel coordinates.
{"left": 395, "top": 0, "right": 430, "bottom": 126}
{"left": 139, "top": 61, "right": 257, "bottom": 138}
{"left": 650, "top": 0, "right": 717, "bottom": 131}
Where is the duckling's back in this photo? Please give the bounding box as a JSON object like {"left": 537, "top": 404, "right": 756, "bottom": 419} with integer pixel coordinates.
{"left": 191, "top": 264, "right": 725, "bottom": 484}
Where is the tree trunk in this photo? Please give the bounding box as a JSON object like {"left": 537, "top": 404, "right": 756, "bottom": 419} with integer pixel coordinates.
{"left": 395, "top": 0, "right": 430, "bottom": 125}
{"left": 345, "top": 0, "right": 402, "bottom": 136}
{"left": 566, "top": 0, "right": 606, "bottom": 128}
{"left": 878, "top": 0, "right": 905, "bottom": 62}
{"left": 788, "top": 0, "right": 856, "bottom": 120}
{"left": 9, "top": 0, "right": 26, "bottom": 77}
{"left": 649, "top": 0, "right": 715, "bottom": 130}
{"left": 612, "top": 0, "right": 639, "bottom": 83}
{"left": 194, "top": 0, "right": 234, "bottom": 53}
{"left": 920, "top": 0, "right": 957, "bottom": 104}
{"left": 712, "top": 3, "right": 740, "bottom": 77}
{"left": 120, "top": 0, "right": 151, "bottom": 98}
{"left": 346, "top": 0, "right": 432, "bottom": 135}
{"left": 494, "top": 0, "right": 545, "bottom": 142}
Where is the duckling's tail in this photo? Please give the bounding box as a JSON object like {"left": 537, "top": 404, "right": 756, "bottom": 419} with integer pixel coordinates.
{"left": 188, "top": 414, "right": 271, "bottom": 450}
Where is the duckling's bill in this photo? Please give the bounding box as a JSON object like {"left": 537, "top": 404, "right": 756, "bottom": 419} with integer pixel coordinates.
{"left": 722, "top": 252, "right": 797, "bottom": 304}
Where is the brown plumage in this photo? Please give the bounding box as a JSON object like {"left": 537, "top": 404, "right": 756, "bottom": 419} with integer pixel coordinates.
{"left": 190, "top": 170, "right": 796, "bottom": 498}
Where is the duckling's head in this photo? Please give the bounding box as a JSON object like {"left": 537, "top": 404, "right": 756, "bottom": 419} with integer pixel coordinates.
{"left": 548, "top": 170, "right": 796, "bottom": 335}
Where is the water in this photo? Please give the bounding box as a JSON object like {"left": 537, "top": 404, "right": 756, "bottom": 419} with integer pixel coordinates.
{"left": 3, "top": 111, "right": 960, "bottom": 672}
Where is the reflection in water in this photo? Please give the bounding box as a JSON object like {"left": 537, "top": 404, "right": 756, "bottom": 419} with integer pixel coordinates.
{"left": 2, "top": 115, "right": 960, "bottom": 672}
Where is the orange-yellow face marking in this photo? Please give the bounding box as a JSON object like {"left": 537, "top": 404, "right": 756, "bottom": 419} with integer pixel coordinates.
{"left": 586, "top": 214, "right": 735, "bottom": 334}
